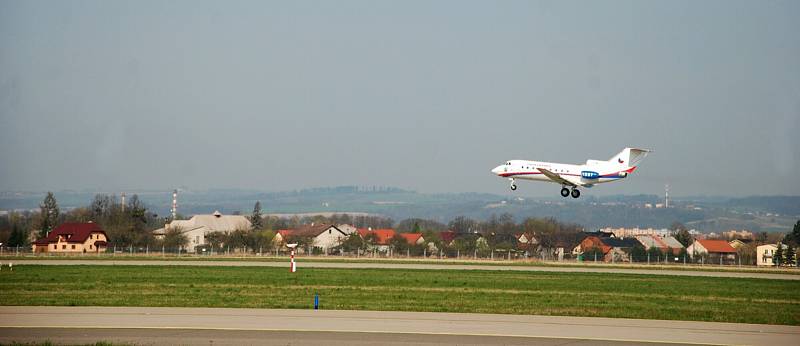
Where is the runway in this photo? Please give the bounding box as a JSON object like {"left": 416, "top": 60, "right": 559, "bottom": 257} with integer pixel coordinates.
{"left": 1, "top": 307, "right": 798, "bottom": 345}
{"left": 0, "top": 328, "right": 676, "bottom": 345}
{"left": 8, "top": 259, "right": 800, "bottom": 280}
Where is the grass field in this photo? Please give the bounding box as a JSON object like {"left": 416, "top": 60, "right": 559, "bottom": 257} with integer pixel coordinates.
{"left": 1, "top": 265, "right": 798, "bottom": 325}
{"left": 2, "top": 254, "right": 799, "bottom": 275}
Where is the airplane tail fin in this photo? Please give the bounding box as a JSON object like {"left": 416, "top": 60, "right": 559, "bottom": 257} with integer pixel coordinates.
{"left": 609, "top": 148, "right": 651, "bottom": 168}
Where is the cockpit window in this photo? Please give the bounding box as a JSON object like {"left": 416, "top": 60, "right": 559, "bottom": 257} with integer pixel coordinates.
{"left": 506, "top": 162, "right": 510, "bottom": 165}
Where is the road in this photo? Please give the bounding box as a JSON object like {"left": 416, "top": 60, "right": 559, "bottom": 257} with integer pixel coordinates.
{"left": 1, "top": 307, "right": 798, "bottom": 345}
{"left": 8, "top": 259, "right": 800, "bottom": 280}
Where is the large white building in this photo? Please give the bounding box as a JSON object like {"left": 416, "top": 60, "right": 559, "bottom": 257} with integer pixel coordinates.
{"left": 153, "top": 211, "right": 252, "bottom": 252}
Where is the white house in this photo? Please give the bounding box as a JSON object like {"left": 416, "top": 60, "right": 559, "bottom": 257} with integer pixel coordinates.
{"left": 273, "top": 223, "right": 349, "bottom": 253}
{"left": 756, "top": 243, "right": 795, "bottom": 266}
{"left": 153, "top": 211, "right": 252, "bottom": 252}
{"left": 336, "top": 224, "right": 358, "bottom": 236}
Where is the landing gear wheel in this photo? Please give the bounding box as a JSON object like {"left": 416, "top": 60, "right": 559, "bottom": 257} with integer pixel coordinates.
{"left": 560, "top": 187, "right": 570, "bottom": 197}
{"left": 571, "top": 188, "right": 580, "bottom": 198}
{"left": 510, "top": 184, "right": 517, "bottom": 191}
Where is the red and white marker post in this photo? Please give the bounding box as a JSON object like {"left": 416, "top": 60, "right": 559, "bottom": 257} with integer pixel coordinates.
{"left": 287, "top": 243, "right": 298, "bottom": 273}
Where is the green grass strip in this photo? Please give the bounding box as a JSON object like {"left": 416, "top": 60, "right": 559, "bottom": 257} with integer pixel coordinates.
{"left": 1, "top": 265, "right": 798, "bottom": 325}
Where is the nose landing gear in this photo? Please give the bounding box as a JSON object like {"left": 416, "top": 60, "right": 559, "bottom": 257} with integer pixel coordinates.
{"left": 509, "top": 178, "right": 517, "bottom": 191}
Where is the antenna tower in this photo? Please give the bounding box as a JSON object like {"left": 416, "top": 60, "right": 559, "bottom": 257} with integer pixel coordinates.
{"left": 171, "top": 189, "right": 178, "bottom": 220}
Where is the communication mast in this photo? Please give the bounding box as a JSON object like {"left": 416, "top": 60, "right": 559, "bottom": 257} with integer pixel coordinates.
{"left": 171, "top": 189, "right": 178, "bottom": 220}
{"left": 120, "top": 192, "right": 126, "bottom": 212}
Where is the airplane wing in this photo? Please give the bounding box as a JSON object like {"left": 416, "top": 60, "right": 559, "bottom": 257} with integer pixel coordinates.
{"left": 538, "top": 168, "right": 581, "bottom": 187}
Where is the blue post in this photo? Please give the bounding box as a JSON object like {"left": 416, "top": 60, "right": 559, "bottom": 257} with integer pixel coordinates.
{"left": 314, "top": 293, "right": 319, "bottom": 310}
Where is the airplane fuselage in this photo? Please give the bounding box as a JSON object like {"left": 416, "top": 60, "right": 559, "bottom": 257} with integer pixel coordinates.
{"left": 494, "top": 160, "right": 633, "bottom": 186}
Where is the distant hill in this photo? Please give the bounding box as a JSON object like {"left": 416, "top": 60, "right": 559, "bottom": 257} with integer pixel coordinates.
{"left": 724, "top": 196, "right": 800, "bottom": 216}
{"left": 1, "top": 187, "right": 797, "bottom": 233}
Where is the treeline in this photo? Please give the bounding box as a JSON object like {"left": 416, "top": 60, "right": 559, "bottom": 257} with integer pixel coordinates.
{"left": 280, "top": 212, "right": 584, "bottom": 257}
{"left": 0, "top": 192, "right": 167, "bottom": 249}
{"left": 0, "top": 193, "right": 612, "bottom": 258}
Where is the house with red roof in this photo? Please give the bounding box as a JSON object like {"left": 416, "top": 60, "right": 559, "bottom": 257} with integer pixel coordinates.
{"left": 356, "top": 228, "right": 396, "bottom": 252}
{"left": 438, "top": 230, "right": 458, "bottom": 246}
{"left": 515, "top": 232, "right": 538, "bottom": 251}
{"left": 687, "top": 239, "right": 737, "bottom": 262}
{"left": 32, "top": 222, "right": 108, "bottom": 253}
{"left": 398, "top": 233, "right": 425, "bottom": 246}
{"left": 578, "top": 235, "right": 641, "bottom": 262}
{"left": 356, "top": 228, "right": 395, "bottom": 244}
{"left": 352, "top": 228, "right": 428, "bottom": 254}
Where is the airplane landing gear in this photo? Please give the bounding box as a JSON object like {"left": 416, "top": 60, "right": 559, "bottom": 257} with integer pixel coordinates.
{"left": 560, "top": 187, "right": 581, "bottom": 198}
{"left": 509, "top": 178, "right": 517, "bottom": 191}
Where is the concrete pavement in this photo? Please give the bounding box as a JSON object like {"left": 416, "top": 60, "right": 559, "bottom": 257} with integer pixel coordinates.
{"left": 0, "top": 328, "right": 680, "bottom": 346}
{"left": 1, "top": 306, "right": 798, "bottom": 345}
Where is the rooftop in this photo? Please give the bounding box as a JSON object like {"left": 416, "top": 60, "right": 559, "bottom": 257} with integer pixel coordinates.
{"left": 34, "top": 222, "right": 106, "bottom": 245}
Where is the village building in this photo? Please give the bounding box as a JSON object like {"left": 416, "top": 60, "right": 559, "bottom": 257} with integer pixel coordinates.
{"left": 635, "top": 235, "right": 685, "bottom": 255}
{"left": 399, "top": 233, "right": 425, "bottom": 246}
{"left": 579, "top": 235, "right": 640, "bottom": 262}
{"left": 32, "top": 222, "right": 108, "bottom": 254}
{"left": 513, "top": 232, "right": 539, "bottom": 255}
{"left": 572, "top": 231, "right": 615, "bottom": 255}
{"left": 687, "top": 239, "right": 737, "bottom": 262}
{"left": 152, "top": 211, "right": 251, "bottom": 252}
{"left": 728, "top": 238, "right": 753, "bottom": 249}
{"left": 350, "top": 229, "right": 428, "bottom": 253}
{"left": 438, "top": 230, "right": 458, "bottom": 246}
{"left": 356, "top": 228, "right": 396, "bottom": 252}
{"left": 273, "top": 223, "right": 348, "bottom": 253}
{"left": 756, "top": 243, "right": 795, "bottom": 266}
{"left": 335, "top": 224, "right": 358, "bottom": 236}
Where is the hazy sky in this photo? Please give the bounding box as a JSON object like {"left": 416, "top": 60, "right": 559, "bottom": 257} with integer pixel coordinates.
{"left": 1, "top": 0, "right": 798, "bottom": 197}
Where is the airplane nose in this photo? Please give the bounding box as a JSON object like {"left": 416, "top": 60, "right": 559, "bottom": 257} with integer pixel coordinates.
{"left": 491, "top": 165, "right": 503, "bottom": 175}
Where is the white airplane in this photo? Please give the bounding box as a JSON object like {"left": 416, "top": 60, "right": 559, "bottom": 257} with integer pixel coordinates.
{"left": 491, "top": 148, "right": 651, "bottom": 198}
